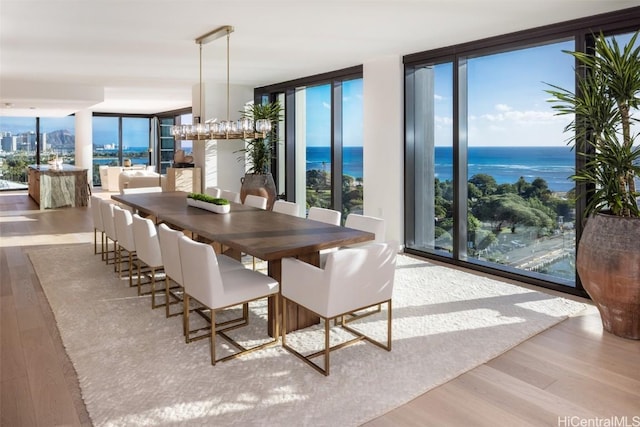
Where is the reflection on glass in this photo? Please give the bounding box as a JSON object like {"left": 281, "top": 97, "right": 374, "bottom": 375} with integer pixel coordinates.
{"left": 409, "top": 62, "right": 454, "bottom": 256}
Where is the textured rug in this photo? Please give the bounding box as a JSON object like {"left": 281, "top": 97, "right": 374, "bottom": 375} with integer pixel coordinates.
{"left": 28, "top": 244, "right": 585, "bottom": 427}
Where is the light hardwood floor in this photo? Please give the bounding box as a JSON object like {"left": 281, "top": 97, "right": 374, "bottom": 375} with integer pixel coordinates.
{"left": 1, "top": 191, "right": 638, "bottom": 426}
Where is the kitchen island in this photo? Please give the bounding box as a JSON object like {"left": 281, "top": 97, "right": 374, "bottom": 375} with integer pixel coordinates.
{"left": 28, "top": 164, "right": 90, "bottom": 209}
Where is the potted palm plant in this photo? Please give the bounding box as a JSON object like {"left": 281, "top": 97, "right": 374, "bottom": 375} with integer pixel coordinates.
{"left": 546, "top": 31, "right": 640, "bottom": 339}
{"left": 239, "top": 101, "right": 283, "bottom": 210}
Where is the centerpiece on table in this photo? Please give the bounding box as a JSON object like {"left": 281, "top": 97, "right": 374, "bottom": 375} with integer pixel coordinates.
{"left": 186, "top": 193, "right": 230, "bottom": 214}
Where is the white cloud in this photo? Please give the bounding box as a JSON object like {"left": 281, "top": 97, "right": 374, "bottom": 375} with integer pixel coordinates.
{"left": 322, "top": 102, "right": 330, "bottom": 110}
{"left": 495, "top": 104, "right": 512, "bottom": 112}
{"left": 435, "top": 115, "right": 453, "bottom": 125}
{"left": 481, "top": 109, "right": 561, "bottom": 123}
{"left": 434, "top": 94, "right": 444, "bottom": 101}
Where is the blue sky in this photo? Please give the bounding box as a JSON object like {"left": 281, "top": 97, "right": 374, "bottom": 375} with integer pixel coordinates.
{"left": 433, "top": 32, "right": 635, "bottom": 147}
{"left": 304, "top": 78, "right": 363, "bottom": 147}
{"left": 434, "top": 39, "right": 576, "bottom": 147}
{"left": 1, "top": 33, "right": 634, "bottom": 151}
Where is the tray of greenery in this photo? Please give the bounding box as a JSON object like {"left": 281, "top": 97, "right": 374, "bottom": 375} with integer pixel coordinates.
{"left": 186, "top": 193, "right": 231, "bottom": 214}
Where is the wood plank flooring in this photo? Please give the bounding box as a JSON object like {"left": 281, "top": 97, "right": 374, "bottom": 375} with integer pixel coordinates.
{"left": 1, "top": 191, "right": 638, "bottom": 426}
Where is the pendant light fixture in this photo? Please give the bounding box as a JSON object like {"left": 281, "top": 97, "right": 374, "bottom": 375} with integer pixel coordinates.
{"left": 170, "top": 25, "right": 270, "bottom": 141}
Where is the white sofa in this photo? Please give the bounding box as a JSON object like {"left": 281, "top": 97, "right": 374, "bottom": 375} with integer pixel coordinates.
{"left": 118, "top": 170, "right": 166, "bottom": 193}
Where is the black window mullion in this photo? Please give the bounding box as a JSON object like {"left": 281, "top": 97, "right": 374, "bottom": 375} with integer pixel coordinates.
{"left": 332, "top": 80, "right": 343, "bottom": 213}
{"left": 284, "top": 89, "right": 296, "bottom": 201}
{"left": 118, "top": 117, "right": 123, "bottom": 165}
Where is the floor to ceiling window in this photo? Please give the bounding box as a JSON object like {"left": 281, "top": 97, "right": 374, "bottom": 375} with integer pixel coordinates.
{"left": 464, "top": 41, "right": 577, "bottom": 286}
{"left": 256, "top": 67, "right": 363, "bottom": 219}
{"left": 40, "top": 116, "right": 76, "bottom": 167}
{"left": 407, "top": 62, "right": 454, "bottom": 256}
{"left": 0, "top": 116, "right": 75, "bottom": 190}
{"left": 92, "top": 115, "right": 150, "bottom": 186}
{"left": 299, "top": 83, "right": 332, "bottom": 210}
{"left": 404, "top": 10, "right": 636, "bottom": 296}
{"left": 341, "top": 78, "right": 364, "bottom": 216}
{"left": 122, "top": 117, "right": 150, "bottom": 167}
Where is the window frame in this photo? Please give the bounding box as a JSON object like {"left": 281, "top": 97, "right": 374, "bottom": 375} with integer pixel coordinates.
{"left": 403, "top": 6, "right": 640, "bottom": 297}
{"left": 255, "top": 66, "right": 363, "bottom": 214}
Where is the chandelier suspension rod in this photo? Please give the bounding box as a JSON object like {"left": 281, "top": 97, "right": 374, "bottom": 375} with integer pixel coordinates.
{"left": 226, "top": 30, "right": 230, "bottom": 124}
{"left": 199, "top": 42, "right": 203, "bottom": 124}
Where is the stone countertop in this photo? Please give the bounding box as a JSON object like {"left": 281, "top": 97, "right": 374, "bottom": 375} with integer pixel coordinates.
{"left": 28, "top": 164, "right": 88, "bottom": 173}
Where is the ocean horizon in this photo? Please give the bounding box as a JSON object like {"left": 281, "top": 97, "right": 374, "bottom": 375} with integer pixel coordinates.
{"left": 97, "top": 145, "right": 576, "bottom": 193}
{"left": 306, "top": 145, "right": 575, "bottom": 192}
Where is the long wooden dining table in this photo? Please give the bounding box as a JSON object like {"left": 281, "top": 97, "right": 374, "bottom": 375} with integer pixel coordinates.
{"left": 111, "top": 191, "right": 374, "bottom": 335}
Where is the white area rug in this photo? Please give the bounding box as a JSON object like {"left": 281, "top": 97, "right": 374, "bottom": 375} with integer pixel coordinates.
{"left": 28, "top": 244, "right": 584, "bottom": 427}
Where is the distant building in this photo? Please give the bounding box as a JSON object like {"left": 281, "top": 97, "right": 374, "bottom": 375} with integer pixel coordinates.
{"left": 1, "top": 135, "right": 17, "bottom": 152}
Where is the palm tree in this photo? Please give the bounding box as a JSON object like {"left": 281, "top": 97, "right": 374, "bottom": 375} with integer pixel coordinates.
{"left": 546, "top": 31, "right": 640, "bottom": 217}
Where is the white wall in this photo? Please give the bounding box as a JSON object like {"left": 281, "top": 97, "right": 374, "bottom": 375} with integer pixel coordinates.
{"left": 74, "top": 110, "right": 93, "bottom": 186}
{"left": 192, "top": 82, "right": 253, "bottom": 192}
{"left": 363, "top": 55, "right": 404, "bottom": 245}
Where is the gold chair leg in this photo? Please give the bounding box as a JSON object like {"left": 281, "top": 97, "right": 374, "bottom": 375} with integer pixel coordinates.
{"left": 281, "top": 297, "right": 287, "bottom": 346}
{"left": 112, "top": 240, "right": 118, "bottom": 272}
{"left": 165, "top": 277, "right": 171, "bottom": 318}
{"left": 101, "top": 232, "right": 105, "bottom": 261}
{"left": 117, "top": 245, "right": 122, "bottom": 277}
{"left": 128, "top": 252, "right": 133, "bottom": 287}
{"left": 137, "top": 261, "right": 142, "bottom": 296}
{"left": 324, "top": 318, "right": 330, "bottom": 376}
{"left": 184, "top": 293, "right": 190, "bottom": 341}
{"left": 210, "top": 309, "right": 217, "bottom": 366}
{"left": 150, "top": 267, "right": 157, "bottom": 309}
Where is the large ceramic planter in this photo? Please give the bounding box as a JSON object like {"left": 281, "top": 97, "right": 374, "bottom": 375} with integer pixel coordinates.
{"left": 186, "top": 198, "right": 230, "bottom": 214}
{"left": 240, "top": 173, "right": 277, "bottom": 210}
{"left": 577, "top": 214, "right": 640, "bottom": 339}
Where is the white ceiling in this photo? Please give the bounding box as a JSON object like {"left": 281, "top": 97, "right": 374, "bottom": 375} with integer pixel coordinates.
{"left": 1, "top": 0, "right": 638, "bottom": 117}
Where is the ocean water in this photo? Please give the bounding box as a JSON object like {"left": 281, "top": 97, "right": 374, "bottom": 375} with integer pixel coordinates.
{"left": 306, "top": 146, "right": 575, "bottom": 192}
{"left": 435, "top": 146, "right": 575, "bottom": 192}
{"left": 307, "top": 146, "right": 363, "bottom": 179}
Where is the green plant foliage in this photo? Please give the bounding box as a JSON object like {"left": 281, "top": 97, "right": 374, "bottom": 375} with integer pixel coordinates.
{"left": 187, "top": 193, "right": 229, "bottom": 205}
{"left": 239, "top": 102, "right": 283, "bottom": 174}
{"left": 545, "top": 31, "right": 640, "bottom": 217}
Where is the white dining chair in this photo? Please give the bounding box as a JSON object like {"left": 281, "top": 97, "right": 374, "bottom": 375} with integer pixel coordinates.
{"left": 281, "top": 241, "right": 397, "bottom": 375}
{"left": 121, "top": 186, "right": 162, "bottom": 195}
{"left": 100, "top": 199, "right": 118, "bottom": 269}
{"left": 158, "top": 224, "right": 186, "bottom": 318}
{"left": 132, "top": 214, "right": 165, "bottom": 308}
{"left": 205, "top": 187, "right": 222, "bottom": 198}
{"left": 343, "top": 213, "right": 387, "bottom": 316}
{"left": 272, "top": 200, "right": 302, "bottom": 217}
{"left": 159, "top": 223, "right": 248, "bottom": 323}
{"left": 113, "top": 205, "right": 136, "bottom": 286}
{"left": 220, "top": 189, "right": 241, "bottom": 204}
{"left": 90, "top": 195, "right": 105, "bottom": 258}
{"left": 242, "top": 194, "right": 268, "bottom": 269}
{"left": 243, "top": 194, "right": 268, "bottom": 210}
{"left": 308, "top": 206, "right": 341, "bottom": 225}
{"left": 344, "top": 213, "right": 386, "bottom": 245}
{"left": 178, "top": 235, "right": 280, "bottom": 365}
{"left": 308, "top": 207, "right": 342, "bottom": 266}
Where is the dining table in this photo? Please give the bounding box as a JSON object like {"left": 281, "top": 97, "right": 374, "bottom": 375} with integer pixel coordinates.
{"left": 111, "top": 191, "right": 374, "bottom": 336}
